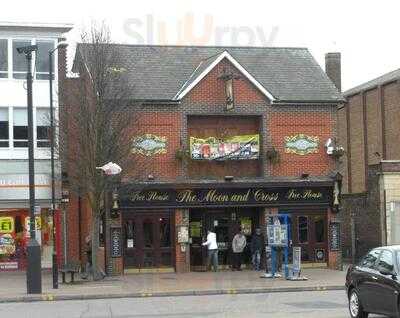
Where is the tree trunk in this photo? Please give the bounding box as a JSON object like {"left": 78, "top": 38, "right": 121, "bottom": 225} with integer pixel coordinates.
{"left": 91, "top": 214, "right": 103, "bottom": 280}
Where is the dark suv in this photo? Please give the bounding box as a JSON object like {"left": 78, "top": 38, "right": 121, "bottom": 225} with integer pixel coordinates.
{"left": 346, "top": 246, "right": 400, "bottom": 318}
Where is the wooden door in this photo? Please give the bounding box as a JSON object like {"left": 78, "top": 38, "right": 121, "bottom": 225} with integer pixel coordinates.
{"left": 123, "top": 213, "right": 173, "bottom": 269}
{"left": 292, "top": 212, "right": 328, "bottom": 263}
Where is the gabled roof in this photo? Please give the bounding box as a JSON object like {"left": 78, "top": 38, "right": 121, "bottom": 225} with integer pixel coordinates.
{"left": 174, "top": 50, "right": 275, "bottom": 101}
{"left": 74, "top": 44, "right": 344, "bottom": 104}
{"left": 344, "top": 68, "right": 400, "bottom": 97}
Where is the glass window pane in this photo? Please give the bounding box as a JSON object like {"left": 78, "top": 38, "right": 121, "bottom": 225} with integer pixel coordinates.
{"left": 0, "top": 39, "right": 8, "bottom": 75}
{"left": 13, "top": 126, "right": 28, "bottom": 140}
{"left": 143, "top": 220, "right": 154, "bottom": 248}
{"left": 298, "top": 216, "right": 308, "bottom": 243}
{"left": 13, "top": 40, "right": 30, "bottom": 76}
{"left": 314, "top": 216, "right": 325, "bottom": 243}
{"left": 36, "top": 108, "right": 49, "bottom": 126}
{"left": 13, "top": 108, "right": 27, "bottom": 126}
{"left": 36, "top": 41, "right": 54, "bottom": 74}
{"left": 160, "top": 217, "right": 171, "bottom": 247}
{"left": 0, "top": 108, "right": 9, "bottom": 147}
{"left": 13, "top": 108, "right": 28, "bottom": 147}
{"left": 378, "top": 250, "right": 394, "bottom": 273}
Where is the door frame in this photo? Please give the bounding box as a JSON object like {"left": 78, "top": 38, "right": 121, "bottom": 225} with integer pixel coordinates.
{"left": 289, "top": 210, "right": 328, "bottom": 264}
{"left": 122, "top": 210, "right": 175, "bottom": 271}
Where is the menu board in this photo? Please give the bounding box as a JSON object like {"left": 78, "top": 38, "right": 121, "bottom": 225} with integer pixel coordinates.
{"left": 266, "top": 224, "right": 288, "bottom": 246}
{"left": 110, "top": 227, "right": 122, "bottom": 258}
{"left": 329, "top": 222, "right": 340, "bottom": 251}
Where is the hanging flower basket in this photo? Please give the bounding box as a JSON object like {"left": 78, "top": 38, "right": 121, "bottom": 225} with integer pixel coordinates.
{"left": 175, "top": 148, "right": 191, "bottom": 161}
{"left": 331, "top": 147, "right": 345, "bottom": 158}
{"left": 265, "top": 147, "right": 280, "bottom": 164}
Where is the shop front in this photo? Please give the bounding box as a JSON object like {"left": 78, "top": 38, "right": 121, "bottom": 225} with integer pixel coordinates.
{"left": 119, "top": 180, "right": 337, "bottom": 272}
{"left": 0, "top": 173, "right": 61, "bottom": 271}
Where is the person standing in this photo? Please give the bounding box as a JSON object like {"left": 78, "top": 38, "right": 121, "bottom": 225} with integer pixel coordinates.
{"left": 250, "top": 228, "right": 263, "bottom": 271}
{"left": 232, "top": 228, "right": 246, "bottom": 271}
{"left": 202, "top": 228, "right": 218, "bottom": 272}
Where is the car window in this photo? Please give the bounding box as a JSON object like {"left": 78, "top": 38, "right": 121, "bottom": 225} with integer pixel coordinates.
{"left": 359, "top": 249, "right": 381, "bottom": 269}
{"left": 378, "top": 250, "right": 394, "bottom": 273}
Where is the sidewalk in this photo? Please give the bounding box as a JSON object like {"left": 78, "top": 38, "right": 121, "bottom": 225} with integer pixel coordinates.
{"left": 0, "top": 268, "right": 346, "bottom": 303}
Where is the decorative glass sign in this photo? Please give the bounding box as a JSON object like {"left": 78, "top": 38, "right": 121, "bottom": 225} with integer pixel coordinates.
{"left": 285, "top": 134, "right": 319, "bottom": 155}
{"left": 131, "top": 134, "right": 167, "bottom": 156}
{"left": 190, "top": 134, "right": 259, "bottom": 160}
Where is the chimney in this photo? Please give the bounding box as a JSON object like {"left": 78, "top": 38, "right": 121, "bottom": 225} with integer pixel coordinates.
{"left": 325, "top": 52, "right": 341, "bottom": 92}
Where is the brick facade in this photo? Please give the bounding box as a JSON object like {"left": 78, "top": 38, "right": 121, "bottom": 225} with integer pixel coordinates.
{"left": 340, "top": 77, "right": 400, "bottom": 260}
{"left": 62, "top": 54, "right": 341, "bottom": 273}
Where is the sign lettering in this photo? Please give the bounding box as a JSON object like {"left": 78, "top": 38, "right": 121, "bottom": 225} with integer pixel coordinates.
{"left": 120, "top": 186, "right": 332, "bottom": 208}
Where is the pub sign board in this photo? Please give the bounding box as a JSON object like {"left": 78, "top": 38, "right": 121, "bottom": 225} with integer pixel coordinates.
{"left": 119, "top": 186, "right": 332, "bottom": 209}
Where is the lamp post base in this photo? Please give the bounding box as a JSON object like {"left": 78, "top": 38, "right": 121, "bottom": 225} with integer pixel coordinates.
{"left": 26, "top": 238, "right": 42, "bottom": 294}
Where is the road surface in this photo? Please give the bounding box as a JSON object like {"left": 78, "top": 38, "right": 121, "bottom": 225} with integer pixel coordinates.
{"left": 0, "top": 290, "right": 386, "bottom": 318}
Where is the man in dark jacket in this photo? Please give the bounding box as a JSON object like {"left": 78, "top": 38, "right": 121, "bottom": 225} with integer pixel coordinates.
{"left": 250, "top": 228, "right": 263, "bottom": 271}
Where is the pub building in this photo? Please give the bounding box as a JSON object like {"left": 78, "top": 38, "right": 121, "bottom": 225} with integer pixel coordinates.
{"left": 66, "top": 46, "right": 344, "bottom": 274}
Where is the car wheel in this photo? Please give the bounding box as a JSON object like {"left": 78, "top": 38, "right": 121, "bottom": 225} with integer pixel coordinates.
{"left": 349, "top": 289, "right": 368, "bottom": 318}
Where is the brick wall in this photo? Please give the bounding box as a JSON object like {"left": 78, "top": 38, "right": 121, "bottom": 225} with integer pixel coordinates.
{"left": 175, "top": 209, "right": 190, "bottom": 273}
{"left": 337, "top": 107, "right": 348, "bottom": 193}
{"left": 269, "top": 111, "right": 335, "bottom": 176}
{"left": 187, "top": 58, "right": 265, "bottom": 104}
{"left": 383, "top": 82, "right": 400, "bottom": 160}
{"left": 365, "top": 89, "right": 382, "bottom": 165}
{"left": 127, "top": 112, "right": 182, "bottom": 181}
{"left": 347, "top": 94, "right": 366, "bottom": 193}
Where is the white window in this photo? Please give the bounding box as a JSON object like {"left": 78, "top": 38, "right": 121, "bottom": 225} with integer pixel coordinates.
{"left": 0, "top": 39, "right": 7, "bottom": 78}
{"left": 13, "top": 108, "right": 28, "bottom": 147}
{"left": 12, "top": 40, "right": 30, "bottom": 79}
{"left": 36, "top": 108, "right": 50, "bottom": 148}
{"left": 0, "top": 108, "right": 9, "bottom": 147}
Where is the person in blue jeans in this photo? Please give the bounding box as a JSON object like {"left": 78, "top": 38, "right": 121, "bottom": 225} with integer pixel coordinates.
{"left": 202, "top": 229, "right": 218, "bottom": 272}
{"left": 251, "top": 228, "right": 263, "bottom": 271}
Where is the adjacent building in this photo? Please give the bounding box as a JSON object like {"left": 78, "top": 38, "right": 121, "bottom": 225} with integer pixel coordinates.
{"left": 0, "top": 22, "right": 72, "bottom": 270}
{"left": 64, "top": 44, "right": 344, "bottom": 275}
{"left": 340, "top": 68, "right": 400, "bottom": 259}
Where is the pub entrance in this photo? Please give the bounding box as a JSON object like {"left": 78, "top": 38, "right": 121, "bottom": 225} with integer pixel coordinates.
{"left": 190, "top": 208, "right": 260, "bottom": 271}
{"left": 122, "top": 211, "right": 174, "bottom": 272}
{"left": 289, "top": 211, "right": 328, "bottom": 264}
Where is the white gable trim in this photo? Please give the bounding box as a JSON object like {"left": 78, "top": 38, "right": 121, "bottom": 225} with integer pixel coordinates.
{"left": 173, "top": 51, "right": 275, "bottom": 101}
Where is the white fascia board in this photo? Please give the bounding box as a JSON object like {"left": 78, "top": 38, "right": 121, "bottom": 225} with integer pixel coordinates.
{"left": 174, "top": 50, "right": 275, "bottom": 101}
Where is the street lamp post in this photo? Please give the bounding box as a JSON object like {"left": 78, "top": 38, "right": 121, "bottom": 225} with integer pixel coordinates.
{"left": 17, "top": 44, "right": 42, "bottom": 294}
{"left": 49, "top": 41, "right": 68, "bottom": 289}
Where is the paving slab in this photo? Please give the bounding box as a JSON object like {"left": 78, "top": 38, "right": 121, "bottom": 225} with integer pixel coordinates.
{"left": 0, "top": 268, "right": 346, "bottom": 303}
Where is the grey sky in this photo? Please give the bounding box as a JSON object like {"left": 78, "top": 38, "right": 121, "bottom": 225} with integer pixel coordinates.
{"left": 3, "top": 0, "right": 399, "bottom": 91}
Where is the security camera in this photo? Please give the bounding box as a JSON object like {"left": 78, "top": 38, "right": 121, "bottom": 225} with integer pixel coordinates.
{"left": 16, "top": 45, "right": 38, "bottom": 54}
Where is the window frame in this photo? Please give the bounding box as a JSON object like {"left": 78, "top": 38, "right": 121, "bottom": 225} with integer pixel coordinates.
{"left": 34, "top": 40, "right": 55, "bottom": 80}
{"left": 12, "top": 38, "right": 32, "bottom": 79}
{"left": 3, "top": 38, "right": 57, "bottom": 81}
{"left": 12, "top": 107, "right": 29, "bottom": 148}
{"left": 36, "top": 107, "right": 51, "bottom": 148}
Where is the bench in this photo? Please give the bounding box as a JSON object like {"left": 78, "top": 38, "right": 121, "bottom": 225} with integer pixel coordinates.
{"left": 60, "top": 261, "right": 81, "bottom": 283}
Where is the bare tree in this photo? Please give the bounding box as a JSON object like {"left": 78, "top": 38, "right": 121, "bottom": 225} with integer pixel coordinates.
{"left": 59, "top": 23, "right": 139, "bottom": 280}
